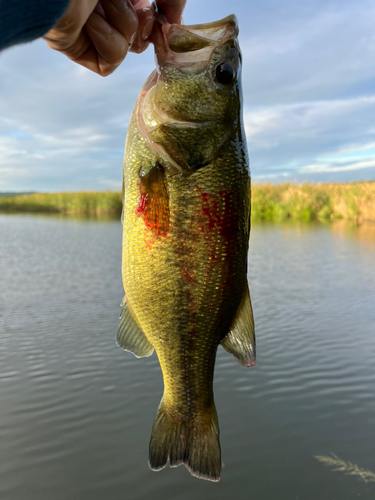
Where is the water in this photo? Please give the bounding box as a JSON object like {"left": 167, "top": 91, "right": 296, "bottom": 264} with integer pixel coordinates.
{"left": 1, "top": 214, "right": 375, "bottom": 500}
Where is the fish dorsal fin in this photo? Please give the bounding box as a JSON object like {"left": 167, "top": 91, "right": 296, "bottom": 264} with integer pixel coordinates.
{"left": 220, "top": 283, "right": 256, "bottom": 367}
{"left": 116, "top": 297, "right": 154, "bottom": 358}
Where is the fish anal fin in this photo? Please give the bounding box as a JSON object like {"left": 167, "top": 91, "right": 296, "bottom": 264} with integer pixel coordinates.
{"left": 221, "top": 283, "right": 256, "bottom": 367}
{"left": 116, "top": 297, "right": 154, "bottom": 358}
{"left": 136, "top": 163, "right": 170, "bottom": 237}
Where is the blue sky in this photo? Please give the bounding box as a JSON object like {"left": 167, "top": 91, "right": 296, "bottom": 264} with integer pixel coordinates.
{"left": 0, "top": 0, "right": 375, "bottom": 191}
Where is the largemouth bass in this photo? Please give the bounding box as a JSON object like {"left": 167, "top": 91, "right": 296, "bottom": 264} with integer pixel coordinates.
{"left": 117, "top": 6, "right": 255, "bottom": 482}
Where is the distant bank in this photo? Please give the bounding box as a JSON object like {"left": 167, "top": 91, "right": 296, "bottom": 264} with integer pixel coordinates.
{"left": 0, "top": 182, "right": 374, "bottom": 223}
{"left": 0, "top": 192, "right": 34, "bottom": 198}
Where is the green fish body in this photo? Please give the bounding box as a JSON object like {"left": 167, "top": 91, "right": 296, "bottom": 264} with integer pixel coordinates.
{"left": 118, "top": 11, "right": 255, "bottom": 482}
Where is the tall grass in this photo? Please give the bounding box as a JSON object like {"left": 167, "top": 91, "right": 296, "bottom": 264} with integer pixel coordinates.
{"left": 252, "top": 181, "right": 375, "bottom": 223}
{"left": 0, "top": 182, "right": 374, "bottom": 223}
{"left": 315, "top": 453, "right": 375, "bottom": 483}
{"left": 0, "top": 191, "right": 122, "bottom": 216}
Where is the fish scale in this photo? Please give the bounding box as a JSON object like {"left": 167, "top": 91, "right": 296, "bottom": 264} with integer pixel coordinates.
{"left": 117, "top": 9, "right": 255, "bottom": 482}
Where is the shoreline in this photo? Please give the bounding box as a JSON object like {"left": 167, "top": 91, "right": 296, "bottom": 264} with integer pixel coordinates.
{"left": 0, "top": 181, "right": 374, "bottom": 223}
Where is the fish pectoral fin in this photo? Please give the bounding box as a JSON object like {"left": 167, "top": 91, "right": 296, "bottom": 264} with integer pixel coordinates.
{"left": 116, "top": 297, "right": 154, "bottom": 358}
{"left": 220, "top": 282, "right": 256, "bottom": 367}
{"left": 137, "top": 163, "right": 170, "bottom": 237}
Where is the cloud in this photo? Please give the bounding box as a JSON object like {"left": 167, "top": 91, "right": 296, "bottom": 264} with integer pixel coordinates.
{"left": 100, "top": 179, "right": 122, "bottom": 190}
{"left": 0, "top": 0, "right": 374, "bottom": 190}
{"left": 0, "top": 38, "right": 155, "bottom": 191}
{"left": 0, "top": 167, "right": 27, "bottom": 183}
{"left": 245, "top": 96, "right": 375, "bottom": 146}
{"left": 240, "top": 1, "right": 375, "bottom": 105}
{"left": 301, "top": 159, "right": 375, "bottom": 174}
{"left": 245, "top": 95, "right": 375, "bottom": 182}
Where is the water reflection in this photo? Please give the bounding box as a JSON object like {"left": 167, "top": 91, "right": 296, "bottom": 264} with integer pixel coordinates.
{"left": 331, "top": 220, "right": 375, "bottom": 251}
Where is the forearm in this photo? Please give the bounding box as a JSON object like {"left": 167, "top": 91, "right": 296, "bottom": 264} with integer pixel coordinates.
{"left": 0, "top": 0, "right": 69, "bottom": 51}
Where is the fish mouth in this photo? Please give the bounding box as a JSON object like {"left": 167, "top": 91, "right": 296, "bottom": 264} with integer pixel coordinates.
{"left": 151, "top": 3, "right": 238, "bottom": 72}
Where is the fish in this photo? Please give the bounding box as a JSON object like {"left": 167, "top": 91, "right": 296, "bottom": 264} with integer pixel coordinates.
{"left": 117, "top": 5, "right": 255, "bottom": 482}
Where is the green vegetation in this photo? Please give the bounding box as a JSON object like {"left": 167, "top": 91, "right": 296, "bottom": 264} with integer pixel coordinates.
{"left": 0, "top": 191, "right": 122, "bottom": 216}
{"left": 251, "top": 181, "right": 375, "bottom": 223}
{"left": 0, "top": 182, "right": 374, "bottom": 223}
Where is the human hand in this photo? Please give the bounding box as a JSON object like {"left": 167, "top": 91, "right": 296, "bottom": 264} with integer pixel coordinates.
{"left": 44, "top": 0, "right": 186, "bottom": 77}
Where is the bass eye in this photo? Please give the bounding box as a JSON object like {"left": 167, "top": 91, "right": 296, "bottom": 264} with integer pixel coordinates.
{"left": 215, "top": 62, "right": 235, "bottom": 85}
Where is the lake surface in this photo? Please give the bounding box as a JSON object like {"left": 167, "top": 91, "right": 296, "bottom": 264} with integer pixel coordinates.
{"left": 1, "top": 214, "right": 375, "bottom": 500}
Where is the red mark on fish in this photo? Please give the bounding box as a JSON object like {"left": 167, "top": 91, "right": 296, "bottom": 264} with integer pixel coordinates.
{"left": 182, "top": 268, "right": 193, "bottom": 283}
{"left": 195, "top": 185, "right": 245, "bottom": 296}
{"left": 196, "top": 186, "right": 242, "bottom": 242}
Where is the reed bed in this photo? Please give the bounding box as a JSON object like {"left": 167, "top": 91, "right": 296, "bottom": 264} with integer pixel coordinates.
{"left": 0, "top": 182, "right": 374, "bottom": 223}
{"left": 252, "top": 181, "right": 375, "bottom": 223}
{"left": 0, "top": 191, "right": 122, "bottom": 216}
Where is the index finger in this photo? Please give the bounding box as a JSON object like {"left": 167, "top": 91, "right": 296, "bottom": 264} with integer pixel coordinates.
{"left": 100, "top": 0, "right": 138, "bottom": 45}
{"left": 155, "top": 0, "right": 186, "bottom": 24}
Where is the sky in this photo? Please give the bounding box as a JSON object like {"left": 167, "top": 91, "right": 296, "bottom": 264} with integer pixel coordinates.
{"left": 0, "top": 0, "right": 375, "bottom": 192}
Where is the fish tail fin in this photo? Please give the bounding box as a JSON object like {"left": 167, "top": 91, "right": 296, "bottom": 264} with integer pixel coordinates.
{"left": 149, "top": 400, "right": 221, "bottom": 482}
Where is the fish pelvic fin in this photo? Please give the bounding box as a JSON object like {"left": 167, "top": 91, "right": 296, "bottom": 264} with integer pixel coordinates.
{"left": 220, "top": 282, "right": 256, "bottom": 367}
{"left": 149, "top": 400, "right": 221, "bottom": 482}
{"left": 116, "top": 297, "right": 154, "bottom": 358}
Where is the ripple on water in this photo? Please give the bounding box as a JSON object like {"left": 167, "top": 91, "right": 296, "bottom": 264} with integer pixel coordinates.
{"left": 1, "top": 217, "right": 375, "bottom": 500}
